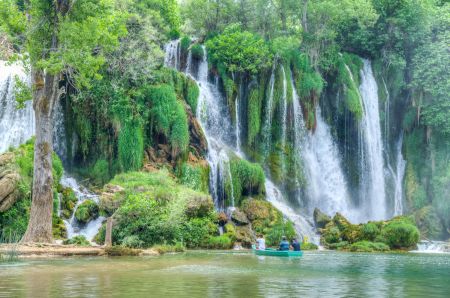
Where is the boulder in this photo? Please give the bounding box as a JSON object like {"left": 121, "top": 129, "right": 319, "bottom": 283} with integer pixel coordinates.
{"left": 0, "top": 173, "right": 20, "bottom": 211}
{"left": 235, "top": 224, "right": 256, "bottom": 247}
{"left": 313, "top": 208, "right": 331, "bottom": 229}
{"left": 231, "top": 208, "right": 250, "bottom": 225}
{"left": 217, "top": 212, "right": 228, "bottom": 225}
{"left": 185, "top": 195, "right": 214, "bottom": 218}
{"left": 99, "top": 184, "right": 125, "bottom": 215}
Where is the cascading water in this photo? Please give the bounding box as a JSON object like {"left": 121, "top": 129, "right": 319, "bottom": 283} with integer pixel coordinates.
{"left": 280, "top": 66, "right": 288, "bottom": 176}
{"left": 0, "top": 61, "right": 35, "bottom": 153}
{"left": 291, "top": 74, "right": 353, "bottom": 220}
{"left": 166, "top": 42, "right": 318, "bottom": 242}
{"left": 262, "top": 63, "right": 276, "bottom": 159}
{"left": 393, "top": 132, "right": 406, "bottom": 216}
{"left": 359, "top": 59, "right": 387, "bottom": 221}
{"left": 164, "top": 40, "right": 180, "bottom": 71}
{"left": 61, "top": 175, "right": 105, "bottom": 241}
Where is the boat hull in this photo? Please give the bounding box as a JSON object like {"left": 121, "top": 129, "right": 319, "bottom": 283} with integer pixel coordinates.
{"left": 253, "top": 249, "right": 303, "bottom": 257}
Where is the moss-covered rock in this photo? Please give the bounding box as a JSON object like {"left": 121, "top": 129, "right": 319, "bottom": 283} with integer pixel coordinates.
{"left": 75, "top": 200, "right": 99, "bottom": 224}
{"left": 61, "top": 187, "right": 78, "bottom": 219}
{"left": 313, "top": 208, "right": 331, "bottom": 229}
{"left": 319, "top": 212, "right": 420, "bottom": 250}
{"left": 185, "top": 194, "right": 214, "bottom": 218}
{"left": 230, "top": 208, "right": 250, "bottom": 225}
{"left": 414, "top": 206, "right": 446, "bottom": 240}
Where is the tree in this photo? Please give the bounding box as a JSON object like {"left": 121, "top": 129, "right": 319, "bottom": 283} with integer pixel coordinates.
{"left": 0, "top": 0, "right": 126, "bottom": 243}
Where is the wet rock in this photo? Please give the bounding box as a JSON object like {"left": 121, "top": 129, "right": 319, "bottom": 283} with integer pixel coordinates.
{"left": 313, "top": 208, "right": 331, "bottom": 229}
{"left": 99, "top": 184, "right": 125, "bottom": 215}
{"left": 0, "top": 173, "right": 20, "bottom": 212}
{"left": 231, "top": 208, "right": 250, "bottom": 225}
{"left": 217, "top": 212, "right": 228, "bottom": 225}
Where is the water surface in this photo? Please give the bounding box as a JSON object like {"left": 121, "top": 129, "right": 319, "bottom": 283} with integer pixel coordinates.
{"left": 1, "top": 251, "right": 449, "bottom": 297}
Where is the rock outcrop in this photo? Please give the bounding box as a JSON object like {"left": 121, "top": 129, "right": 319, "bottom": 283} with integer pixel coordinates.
{"left": 0, "top": 152, "right": 20, "bottom": 212}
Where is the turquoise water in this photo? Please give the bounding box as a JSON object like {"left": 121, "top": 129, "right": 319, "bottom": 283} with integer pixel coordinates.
{"left": 0, "top": 251, "right": 449, "bottom": 297}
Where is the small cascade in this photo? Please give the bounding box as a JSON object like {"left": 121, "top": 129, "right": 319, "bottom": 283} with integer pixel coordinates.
{"left": 393, "top": 132, "right": 406, "bottom": 216}
{"left": 262, "top": 63, "right": 276, "bottom": 159}
{"left": 61, "top": 175, "right": 105, "bottom": 241}
{"left": 280, "top": 66, "right": 288, "bottom": 176}
{"left": 382, "top": 78, "right": 390, "bottom": 146}
{"left": 0, "top": 61, "right": 35, "bottom": 153}
{"left": 265, "top": 180, "right": 319, "bottom": 244}
{"left": 185, "top": 50, "right": 192, "bottom": 74}
{"left": 164, "top": 39, "right": 180, "bottom": 70}
{"left": 235, "top": 94, "right": 241, "bottom": 153}
{"left": 359, "top": 59, "right": 387, "bottom": 221}
{"left": 412, "top": 240, "right": 450, "bottom": 254}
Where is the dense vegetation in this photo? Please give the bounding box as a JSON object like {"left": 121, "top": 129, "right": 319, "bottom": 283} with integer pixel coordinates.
{"left": 0, "top": 0, "right": 448, "bottom": 247}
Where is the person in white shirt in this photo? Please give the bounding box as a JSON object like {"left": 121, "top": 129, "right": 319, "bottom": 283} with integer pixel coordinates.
{"left": 256, "top": 234, "right": 266, "bottom": 250}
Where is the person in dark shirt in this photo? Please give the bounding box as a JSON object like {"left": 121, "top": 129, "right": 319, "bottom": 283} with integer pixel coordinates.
{"left": 279, "top": 236, "right": 290, "bottom": 251}
{"left": 291, "top": 238, "right": 301, "bottom": 251}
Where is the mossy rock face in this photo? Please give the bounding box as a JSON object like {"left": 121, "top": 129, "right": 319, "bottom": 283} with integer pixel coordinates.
{"left": 313, "top": 208, "right": 331, "bottom": 229}
{"left": 414, "top": 206, "right": 446, "bottom": 240}
{"left": 52, "top": 216, "right": 67, "bottom": 239}
{"left": 61, "top": 187, "right": 78, "bottom": 219}
{"left": 231, "top": 208, "right": 250, "bottom": 226}
{"left": 185, "top": 195, "right": 214, "bottom": 218}
{"left": 235, "top": 224, "right": 256, "bottom": 247}
{"left": 75, "top": 200, "right": 99, "bottom": 224}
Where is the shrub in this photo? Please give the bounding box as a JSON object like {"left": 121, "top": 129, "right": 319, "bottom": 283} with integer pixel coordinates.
{"left": 206, "top": 235, "right": 233, "bottom": 249}
{"left": 185, "top": 78, "right": 199, "bottom": 113}
{"left": 63, "top": 235, "right": 90, "bottom": 246}
{"left": 381, "top": 219, "right": 420, "bottom": 249}
{"left": 153, "top": 242, "right": 186, "bottom": 254}
{"left": 190, "top": 44, "right": 204, "bottom": 60}
{"left": 327, "top": 241, "right": 350, "bottom": 250}
{"left": 361, "top": 222, "right": 380, "bottom": 241}
{"left": 118, "top": 121, "right": 144, "bottom": 172}
{"left": 323, "top": 226, "right": 341, "bottom": 244}
{"left": 121, "top": 235, "right": 144, "bottom": 248}
{"left": 349, "top": 241, "right": 390, "bottom": 252}
{"left": 227, "top": 158, "right": 265, "bottom": 205}
{"left": 75, "top": 200, "right": 99, "bottom": 224}
{"left": 90, "top": 159, "right": 110, "bottom": 185}
{"left": 180, "top": 36, "right": 191, "bottom": 52}
{"left": 177, "top": 162, "right": 209, "bottom": 193}
{"left": 301, "top": 242, "right": 319, "bottom": 250}
{"left": 265, "top": 221, "right": 296, "bottom": 247}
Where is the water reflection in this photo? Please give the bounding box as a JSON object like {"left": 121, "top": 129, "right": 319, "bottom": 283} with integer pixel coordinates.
{"left": 0, "top": 251, "right": 449, "bottom": 298}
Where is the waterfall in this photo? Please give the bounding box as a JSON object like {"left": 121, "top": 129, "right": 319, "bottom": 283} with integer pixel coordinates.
{"left": 61, "top": 175, "right": 105, "bottom": 241}
{"left": 291, "top": 74, "right": 353, "bottom": 220}
{"left": 0, "top": 61, "right": 35, "bottom": 153}
{"left": 166, "top": 43, "right": 318, "bottom": 242}
{"left": 235, "top": 94, "right": 241, "bottom": 153}
{"left": 164, "top": 40, "right": 180, "bottom": 70}
{"left": 280, "top": 66, "right": 288, "bottom": 150}
{"left": 394, "top": 133, "right": 406, "bottom": 216}
{"left": 359, "top": 59, "right": 387, "bottom": 221}
{"left": 52, "top": 99, "right": 67, "bottom": 162}
{"left": 262, "top": 63, "right": 276, "bottom": 159}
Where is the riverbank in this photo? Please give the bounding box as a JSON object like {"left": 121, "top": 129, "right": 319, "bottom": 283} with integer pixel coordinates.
{"left": 0, "top": 244, "right": 159, "bottom": 258}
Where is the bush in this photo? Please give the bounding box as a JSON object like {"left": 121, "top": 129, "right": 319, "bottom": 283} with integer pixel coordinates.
{"left": 180, "top": 36, "right": 191, "bottom": 52}
{"left": 185, "top": 78, "right": 199, "bottom": 113}
{"left": 265, "top": 221, "right": 296, "bottom": 247}
{"left": 323, "top": 226, "right": 341, "bottom": 244}
{"left": 118, "top": 121, "right": 144, "bottom": 172}
{"left": 349, "top": 241, "right": 390, "bottom": 252}
{"left": 90, "top": 159, "right": 110, "bottom": 185}
{"left": 75, "top": 200, "right": 99, "bottom": 224}
{"left": 327, "top": 241, "right": 350, "bottom": 250}
{"left": 190, "top": 44, "right": 204, "bottom": 60}
{"left": 206, "top": 235, "right": 233, "bottom": 249}
{"left": 177, "top": 162, "right": 209, "bottom": 193}
{"left": 153, "top": 242, "right": 186, "bottom": 254}
{"left": 301, "top": 242, "right": 319, "bottom": 250}
{"left": 381, "top": 219, "right": 420, "bottom": 249}
{"left": 121, "top": 235, "right": 144, "bottom": 248}
{"left": 226, "top": 158, "right": 265, "bottom": 205}
{"left": 361, "top": 222, "right": 380, "bottom": 241}
{"left": 63, "top": 235, "right": 90, "bottom": 246}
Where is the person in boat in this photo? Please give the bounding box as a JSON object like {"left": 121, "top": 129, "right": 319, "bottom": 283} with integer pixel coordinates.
{"left": 256, "top": 234, "right": 266, "bottom": 250}
{"left": 291, "top": 238, "right": 301, "bottom": 251}
{"left": 279, "top": 236, "right": 290, "bottom": 251}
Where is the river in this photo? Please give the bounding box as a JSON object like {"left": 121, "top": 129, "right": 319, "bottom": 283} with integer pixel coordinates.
{"left": 1, "top": 251, "right": 449, "bottom": 297}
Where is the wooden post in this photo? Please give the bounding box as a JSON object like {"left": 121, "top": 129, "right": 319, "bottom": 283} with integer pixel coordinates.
{"left": 105, "top": 217, "right": 113, "bottom": 247}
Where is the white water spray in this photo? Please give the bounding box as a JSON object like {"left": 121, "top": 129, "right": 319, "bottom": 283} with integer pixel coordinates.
{"left": 359, "top": 59, "right": 387, "bottom": 221}
{"left": 394, "top": 133, "right": 406, "bottom": 216}
{"left": 0, "top": 61, "right": 35, "bottom": 153}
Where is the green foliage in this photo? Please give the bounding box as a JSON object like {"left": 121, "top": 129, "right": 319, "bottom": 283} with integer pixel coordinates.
{"left": 360, "top": 222, "right": 380, "bottom": 241}
{"left": 336, "top": 53, "right": 364, "bottom": 119}
{"left": 292, "top": 54, "right": 324, "bottom": 98}
{"left": 147, "top": 84, "right": 189, "bottom": 154}
{"left": 265, "top": 221, "right": 296, "bottom": 247}
{"left": 349, "top": 241, "right": 390, "bottom": 252}
{"left": 381, "top": 218, "right": 420, "bottom": 249}
{"left": 301, "top": 242, "right": 319, "bottom": 250}
{"left": 177, "top": 162, "right": 209, "bottom": 193}
{"left": 226, "top": 158, "right": 265, "bottom": 205}
{"left": 180, "top": 36, "right": 191, "bottom": 52}
{"left": 247, "top": 86, "right": 262, "bottom": 147}
{"left": 118, "top": 121, "right": 144, "bottom": 172}
{"left": 13, "top": 75, "right": 32, "bottom": 109}
{"left": 63, "top": 235, "right": 90, "bottom": 246}
{"left": 206, "top": 24, "right": 272, "bottom": 74}
{"left": 153, "top": 242, "right": 186, "bottom": 254}
{"left": 90, "top": 159, "right": 110, "bottom": 185}
{"left": 190, "top": 44, "right": 204, "bottom": 60}
{"left": 75, "top": 200, "right": 99, "bottom": 224}
{"left": 104, "top": 245, "right": 141, "bottom": 256}
{"left": 106, "top": 170, "right": 217, "bottom": 248}
{"left": 205, "top": 235, "right": 233, "bottom": 249}
{"left": 185, "top": 78, "right": 199, "bottom": 113}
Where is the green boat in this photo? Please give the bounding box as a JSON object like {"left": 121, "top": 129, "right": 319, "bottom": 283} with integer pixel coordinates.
{"left": 252, "top": 247, "right": 303, "bottom": 257}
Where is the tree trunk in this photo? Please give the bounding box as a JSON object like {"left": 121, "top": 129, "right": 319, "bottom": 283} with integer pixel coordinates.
{"left": 22, "top": 71, "right": 61, "bottom": 243}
